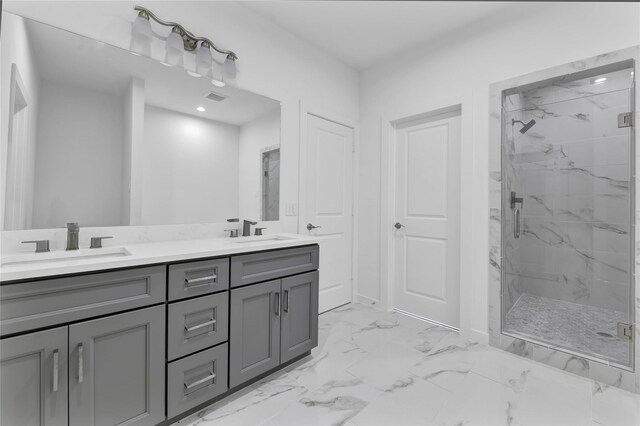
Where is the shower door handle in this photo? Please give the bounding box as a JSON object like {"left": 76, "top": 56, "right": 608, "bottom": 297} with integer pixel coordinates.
{"left": 514, "top": 208, "right": 521, "bottom": 239}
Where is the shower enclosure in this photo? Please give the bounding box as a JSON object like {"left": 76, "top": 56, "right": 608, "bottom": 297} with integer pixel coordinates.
{"left": 500, "top": 61, "right": 635, "bottom": 368}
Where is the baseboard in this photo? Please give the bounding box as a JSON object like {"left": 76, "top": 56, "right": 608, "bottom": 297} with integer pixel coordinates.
{"left": 356, "top": 293, "right": 379, "bottom": 307}
{"left": 470, "top": 328, "right": 490, "bottom": 345}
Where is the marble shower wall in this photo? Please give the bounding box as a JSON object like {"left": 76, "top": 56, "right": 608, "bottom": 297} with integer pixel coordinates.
{"left": 488, "top": 46, "right": 640, "bottom": 394}
{"left": 501, "top": 94, "right": 525, "bottom": 314}
{"left": 505, "top": 68, "right": 633, "bottom": 314}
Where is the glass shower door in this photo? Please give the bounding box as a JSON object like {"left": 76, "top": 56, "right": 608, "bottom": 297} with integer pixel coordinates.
{"left": 501, "top": 66, "right": 634, "bottom": 368}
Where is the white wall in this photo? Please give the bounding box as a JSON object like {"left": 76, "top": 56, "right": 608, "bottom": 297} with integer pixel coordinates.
{"left": 33, "top": 80, "right": 125, "bottom": 228}
{"left": 1, "top": 1, "right": 359, "bottom": 241}
{"left": 238, "top": 109, "right": 281, "bottom": 221}
{"left": 141, "top": 105, "right": 240, "bottom": 225}
{"left": 358, "top": 2, "right": 640, "bottom": 339}
{"left": 0, "top": 13, "right": 40, "bottom": 230}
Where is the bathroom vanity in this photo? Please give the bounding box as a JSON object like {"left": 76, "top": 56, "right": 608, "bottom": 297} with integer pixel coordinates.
{"left": 0, "top": 237, "right": 319, "bottom": 426}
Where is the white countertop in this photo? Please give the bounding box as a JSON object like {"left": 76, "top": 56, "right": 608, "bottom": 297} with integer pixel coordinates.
{"left": 0, "top": 233, "right": 319, "bottom": 282}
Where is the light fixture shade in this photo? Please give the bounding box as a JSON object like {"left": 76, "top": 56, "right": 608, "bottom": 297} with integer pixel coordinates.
{"left": 130, "top": 33, "right": 151, "bottom": 57}
{"left": 166, "top": 29, "right": 184, "bottom": 50}
{"left": 132, "top": 14, "right": 152, "bottom": 40}
{"left": 164, "top": 48, "right": 184, "bottom": 67}
{"left": 164, "top": 28, "right": 185, "bottom": 67}
{"left": 209, "top": 62, "right": 226, "bottom": 87}
{"left": 222, "top": 55, "right": 237, "bottom": 80}
{"left": 211, "top": 78, "right": 226, "bottom": 88}
{"left": 195, "top": 44, "right": 213, "bottom": 75}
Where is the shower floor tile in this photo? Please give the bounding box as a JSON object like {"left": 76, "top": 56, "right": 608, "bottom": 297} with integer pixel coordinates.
{"left": 504, "top": 294, "right": 630, "bottom": 364}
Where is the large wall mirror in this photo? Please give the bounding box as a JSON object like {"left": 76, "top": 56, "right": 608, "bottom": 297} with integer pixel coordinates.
{"left": 1, "top": 12, "right": 282, "bottom": 230}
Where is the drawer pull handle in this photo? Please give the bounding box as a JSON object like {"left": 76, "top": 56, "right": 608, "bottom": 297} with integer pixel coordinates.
{"left": 275, "top": 292, "right": 280, "bottom": 317}
{"left": 52, "top": 349, "right": 59, "bottom": 392}
{"left": 284, "top": 290, "right": 289, "bottom": 313}
{"left": 184, "top": 372, "right": 216, "bottom": 390}
{"left": 184, "top": 319, "right": 216, "bottom": 332}
{"left": 185, "top": 275, "right": 217, "bottom": 286}
{"left": 78, "top": 343, "right": 84, "bottom": 383}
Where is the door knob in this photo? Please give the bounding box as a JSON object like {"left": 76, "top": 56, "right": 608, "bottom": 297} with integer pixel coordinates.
{"left": 394, "top": 222, "right": 405, "bottom": 229}
{"left": 307, "top": 223, "right": 322, "bottom": 231}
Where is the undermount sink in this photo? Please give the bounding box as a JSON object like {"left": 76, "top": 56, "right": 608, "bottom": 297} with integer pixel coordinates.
{"left": 1, "top": 247, "right": 132, "bottom": 268}
{"left": 232, "top": 235, "right": 296, "bottom": 244}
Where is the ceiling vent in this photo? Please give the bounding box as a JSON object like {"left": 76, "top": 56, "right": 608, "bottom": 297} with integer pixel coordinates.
{"left": 204, "top": 91, "right": 228, "bottom": 102}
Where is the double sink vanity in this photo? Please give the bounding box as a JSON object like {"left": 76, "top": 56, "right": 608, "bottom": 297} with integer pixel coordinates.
{"left": 0, "top": 234, "right": 320, "bottom": 425}
{"left": 0, "top": 10, "right": 319, "bottom": 426}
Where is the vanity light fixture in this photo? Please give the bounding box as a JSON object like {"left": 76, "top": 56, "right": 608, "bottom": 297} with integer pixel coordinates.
{"left": 131, "top": 6, "right": 238, "bottom": 82}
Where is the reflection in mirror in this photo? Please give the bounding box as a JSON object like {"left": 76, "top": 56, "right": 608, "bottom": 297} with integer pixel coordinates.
{"left": 262, "top": 147, "right": 280, "bottom": 221}
{"left": 1, "top": 13, "right": 281, "bottom": 230}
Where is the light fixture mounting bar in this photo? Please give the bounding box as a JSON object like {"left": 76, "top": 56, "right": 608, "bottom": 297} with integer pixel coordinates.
{"left": 134, "top": 5, "right": 238, "bottom": 59}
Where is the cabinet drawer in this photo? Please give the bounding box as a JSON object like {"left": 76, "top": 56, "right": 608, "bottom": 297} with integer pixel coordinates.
{"left": 167, "top": 343, "right": 229, "bottom": 419}
{"left": 168, "top": 258, "right": 229, "bottom": 301}
{"left": 0, "top": 266, "right": 166, "bottom": 336}
{"left": 167, "top": 292, "right": 229, "bottom": 361}
{"left": 230, "top": 245, "right": 319, "bottom": 288}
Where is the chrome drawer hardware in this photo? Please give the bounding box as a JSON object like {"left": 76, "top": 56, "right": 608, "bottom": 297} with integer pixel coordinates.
{"left": 185, "top": 275, "right": 216, "bottom": 285}
{"left": 275, "top": 292, "right": 281, "bottom": 316}
{"left": 52, "top": 349, "right": 59, "bottom": 392}
{"left": 78, "top": 343, "right": 84, "bottom": 383}
{"left": 284, "top": 290, "right": 289, "bottom": 313}
{"left": 184, "top": 319, "right": 216, "bottom": 332}
{"left": 184, "top": 372, "right": 216, "bottom": 390}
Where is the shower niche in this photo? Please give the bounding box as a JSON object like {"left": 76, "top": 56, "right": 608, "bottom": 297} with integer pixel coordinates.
{"left": 490, "top": 47, "right": 639, "bottom": 393}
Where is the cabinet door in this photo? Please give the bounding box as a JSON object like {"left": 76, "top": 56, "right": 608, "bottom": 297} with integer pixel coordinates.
{"left": 68, "top": 305, "right": 165, "bottom": 426}
{"left": 0, "top": 326, "right": 68, "bottom": 426}
{"left": 281, "top": 271, "right": 319, "bottom": 363}
{"left": 229, "top": 280, "right": 281, "bottom": 388}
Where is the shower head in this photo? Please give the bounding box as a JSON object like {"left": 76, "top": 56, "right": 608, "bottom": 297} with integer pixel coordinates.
{"left": 512, "top": 118, "right": 537, "bottom": 134}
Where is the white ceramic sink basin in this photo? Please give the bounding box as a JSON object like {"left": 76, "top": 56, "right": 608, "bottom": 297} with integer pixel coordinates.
{"left": 232, "top": 235, "right": 296, "bottom": 244}
{"left": 1, "top": 247, "right": 132, "bottom": 268}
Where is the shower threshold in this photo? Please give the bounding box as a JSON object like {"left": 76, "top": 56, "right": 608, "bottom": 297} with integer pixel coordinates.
{"left": 504, "top": 294, "right": 630, "bottom": 366}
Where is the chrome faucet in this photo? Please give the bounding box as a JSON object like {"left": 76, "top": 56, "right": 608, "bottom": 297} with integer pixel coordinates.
{"left": 242, "top": 220, "right": 257, "bottom": 237}
{"left": 66, "top": 223, "right": 80, "bottom": 250}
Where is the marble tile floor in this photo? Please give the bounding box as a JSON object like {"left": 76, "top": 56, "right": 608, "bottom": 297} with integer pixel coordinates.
{"left": 505, "top": 293, "right": 629, "bottom": 365}
{"left": 175, "top": 303, "right": 640, "bottom": 426}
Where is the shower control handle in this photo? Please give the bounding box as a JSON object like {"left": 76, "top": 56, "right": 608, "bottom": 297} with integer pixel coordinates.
{"left": 510, "top": 191, "right": 523, "bottom": 209}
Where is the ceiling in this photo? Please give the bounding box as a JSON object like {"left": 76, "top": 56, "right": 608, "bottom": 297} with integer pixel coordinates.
{"left": 25, "top": 17, "right": 280, "bottom": 126}
{"left": 242, "top": 1, "right": 525, "bottom": 71}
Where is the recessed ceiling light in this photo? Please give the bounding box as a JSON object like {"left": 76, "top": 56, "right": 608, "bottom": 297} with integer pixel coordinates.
{"left": 594, "top": 77, "right": 607, "bottom": 83}
{"left": 196, "top": 106, "right": 206, "bottom": 112}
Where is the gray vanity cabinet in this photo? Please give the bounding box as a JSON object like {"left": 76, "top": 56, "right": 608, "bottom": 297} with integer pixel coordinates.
{"left": 280, "top": 271, "right": 319, "bottom": 363}
{"left": 229, "top": 268, "right": 319, "bottom": 388}
{"left": 68, "top": 305, "right": 165, "bottom": 426}
{"left": 0, "top": 326, "right": 69, "bottom": 426}
{"left": 229, "top": 279, "right": 282, "bottom": 388}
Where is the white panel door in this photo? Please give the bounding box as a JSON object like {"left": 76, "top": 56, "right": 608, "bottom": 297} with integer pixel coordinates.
{"left": 304, "top": 114, "right": 353, "bottom": 313}
{"left": 393, "top": 112, "right": 461, "bottom": 327}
